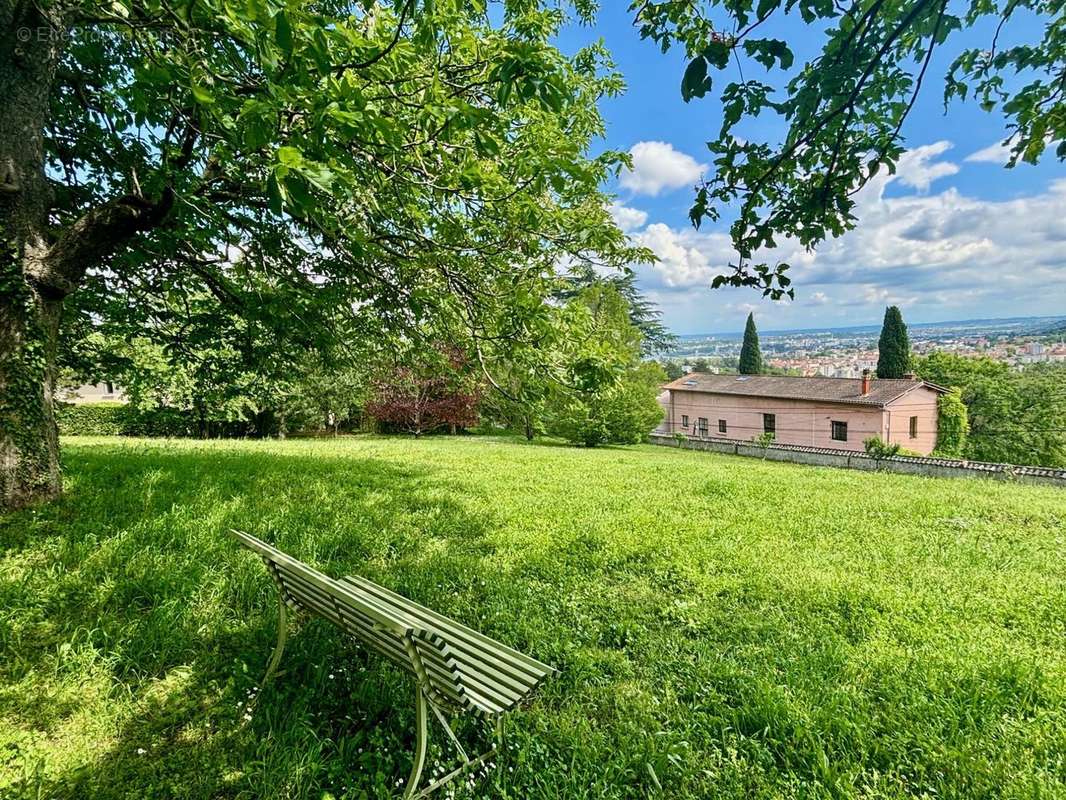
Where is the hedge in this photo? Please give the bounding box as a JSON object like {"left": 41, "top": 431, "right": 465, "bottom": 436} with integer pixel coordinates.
{"left": 56, "top": 402, "right": 197, "bottom": 437}
{"left": 56, "top": 402, "right": 130, "bottom": 435}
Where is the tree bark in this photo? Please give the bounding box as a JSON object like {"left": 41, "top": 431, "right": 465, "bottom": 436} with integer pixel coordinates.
{"left": 1, "top": 4, "right": 178, "bottom": 508}
{"left": 0, "top": 2, "right": 65, "bottom": 508}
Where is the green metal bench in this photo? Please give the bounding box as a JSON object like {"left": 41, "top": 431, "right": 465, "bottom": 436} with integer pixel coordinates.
{"left": 231, "top": 529, "right": 555, "bottom": 798}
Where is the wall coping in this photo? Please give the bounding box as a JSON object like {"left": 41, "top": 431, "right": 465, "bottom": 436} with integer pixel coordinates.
{"left": 648, "top": 433, "right": 1066, "bottom": 486}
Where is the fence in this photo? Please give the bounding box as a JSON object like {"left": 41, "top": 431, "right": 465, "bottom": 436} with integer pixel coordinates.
{"left": 648, "top": 433, "right": 1066, "bottom": 488}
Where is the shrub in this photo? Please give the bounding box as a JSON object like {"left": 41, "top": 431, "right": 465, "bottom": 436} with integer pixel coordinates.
{"left": 864, "top": 436, "right": 902, "bottom": 460}
{"left": 121, "top": 406, "right": 197, "bottom": 437}
{"left": 935, "top": 387, "right": 969, "bottom": 458}
{"left": 551, "top": 362, "right": 665, "bottom": 447}
{"left": 751, "top": 432, "right": 775, "bottom": 450}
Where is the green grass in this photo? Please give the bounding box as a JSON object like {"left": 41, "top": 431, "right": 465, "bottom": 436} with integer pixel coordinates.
{"left": 1, "top": 435, "right": 1064, "bottom": 799}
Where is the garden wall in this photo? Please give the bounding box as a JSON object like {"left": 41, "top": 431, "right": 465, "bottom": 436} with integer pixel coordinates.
{"left": 648, "top": 433, "right": 1066, "bottom": 488}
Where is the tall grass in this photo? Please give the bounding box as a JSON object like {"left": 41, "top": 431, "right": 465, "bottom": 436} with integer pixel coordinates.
{"left": 1, "top": 435, "right": 1063, "bottom": 799}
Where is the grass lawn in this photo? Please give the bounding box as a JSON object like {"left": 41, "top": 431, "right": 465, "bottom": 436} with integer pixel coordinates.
{"left": 1, "top": 435, "right": 1064, "bottom": 799}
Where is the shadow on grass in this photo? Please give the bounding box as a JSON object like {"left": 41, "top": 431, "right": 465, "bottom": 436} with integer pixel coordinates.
{"left": 0, "top": 443, "right": 499, "bottom": 800}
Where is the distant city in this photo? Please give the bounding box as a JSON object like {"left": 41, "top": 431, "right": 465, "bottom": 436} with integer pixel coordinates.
{"left": 664, "top": 315, "right": 1066, "bottom": 377}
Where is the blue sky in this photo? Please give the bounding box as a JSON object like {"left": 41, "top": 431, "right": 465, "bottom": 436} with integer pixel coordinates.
{"left": 556, "top": 7, "right": 1065, "bottom": 336}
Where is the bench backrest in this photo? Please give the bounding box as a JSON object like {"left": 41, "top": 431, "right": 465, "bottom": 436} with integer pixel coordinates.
{"left": 232, "top": 530, "right": 554, "bottom": 715}
{"left": 232, "top": 529, "right": 468, "bottom": 710}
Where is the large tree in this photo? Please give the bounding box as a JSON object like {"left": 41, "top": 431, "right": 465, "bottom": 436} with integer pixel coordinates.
{"left": 876, "top": 305, "right": 910, "bottom": 378}
{"left": 630, "top": 0, "right": 1064, "bottom": 298}
{"left": 916, "top": 353, "right": 1066, "bottom": 467}
{"left": 557, "top": 264, "right": 675, "bottom": 355}
{"left": 738, "top": 312, "right": 762, "bottom": 374}
{"left": 548, "top": 283, "right": 666, "bottom": 446}
{"left": 0, "top": 0, "right": 641, "bottom": 508}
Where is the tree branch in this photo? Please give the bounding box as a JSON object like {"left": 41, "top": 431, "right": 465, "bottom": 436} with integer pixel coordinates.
{"left": 26, "top": 191, "right": 174, "bottom": 298}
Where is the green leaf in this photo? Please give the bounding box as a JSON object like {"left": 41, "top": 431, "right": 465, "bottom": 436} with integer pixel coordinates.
{"left": 266, "top": 173, "right": 285, "bottom": 214}
{"left": 756, "top": 0, "right": 779, "bottom": 20}
{"left": 743, "top": 39, "right": 793, "bottom": 70}
{"left": 190, "top": 82, "right": 215, "bottom": 105}
{"left": 681, "top": 56, "right": 711, "bottom": 102}
{"left": 276, "top": 146, "right": 304, "bottom": 167}
{"left": 275, "top": 11, "right": 294, "bottom": 57}
{"left": 300, "top": 162, "right": 336, "bottom": 193}
{"left": 703, "top": 40, "right": 731, "bottom": 70}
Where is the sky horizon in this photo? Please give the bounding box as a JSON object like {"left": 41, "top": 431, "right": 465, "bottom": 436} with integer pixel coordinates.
{"left": 673, "top": 313, "right": 1066, "bottom": 339}
{"left": 557, "top": 8, "right": 1066, "bottom": 337}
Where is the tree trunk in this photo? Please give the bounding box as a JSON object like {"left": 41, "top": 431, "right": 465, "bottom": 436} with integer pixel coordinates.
{"left": 0, "top": 5, "right": 178, "bottom": 509}
{"left": 0, "top": 3, "right": 65, "bottom": 508}
{"left": 524, "top": 416, "right": 533, "bottom": 441}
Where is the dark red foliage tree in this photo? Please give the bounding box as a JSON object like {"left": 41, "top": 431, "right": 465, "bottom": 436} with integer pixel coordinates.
{"left": 365, "top": 349, "right": 480, "bottom": 436}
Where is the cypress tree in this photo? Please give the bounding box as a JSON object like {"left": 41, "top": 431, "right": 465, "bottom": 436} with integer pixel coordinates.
{"left": 739, "top": 312, "right": 763, "bottom": 375}
{"left": 877, "top": 306, "right": 911, "bottom": 378}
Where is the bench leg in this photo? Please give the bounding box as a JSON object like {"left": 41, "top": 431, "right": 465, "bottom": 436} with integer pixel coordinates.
{"left": 404, "top": 687, "right": 429, "bottom": 799}
{"left": 261, "top": 596, "right": 288, "bottom": 687}
{"left": 404, "top": 706, "right": 506, "bottom": 799}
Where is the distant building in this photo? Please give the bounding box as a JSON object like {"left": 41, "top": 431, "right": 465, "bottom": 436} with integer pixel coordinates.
{"left": 661, "top": 372, "right": 947, "bottom": 455}
{"left": 60, "top": 382, "right": 127, "bottom": 405}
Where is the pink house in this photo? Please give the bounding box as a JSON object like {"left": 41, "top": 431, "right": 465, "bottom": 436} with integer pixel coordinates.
{"left": 662, "top": 371, "right": 947, "bottom": 455}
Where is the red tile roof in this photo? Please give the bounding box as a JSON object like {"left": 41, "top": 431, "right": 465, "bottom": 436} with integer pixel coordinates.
{"left": 663, "top": 373, "right": 947, "bottom": 408}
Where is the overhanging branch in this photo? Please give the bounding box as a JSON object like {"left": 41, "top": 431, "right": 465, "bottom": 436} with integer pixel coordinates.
{"left": 26, "top": 190, "right": 174, "bottom": 298}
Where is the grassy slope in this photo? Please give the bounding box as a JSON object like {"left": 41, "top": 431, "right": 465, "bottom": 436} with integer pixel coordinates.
{"left": 0, "top": 436, "right": 1063, "bottom": 800}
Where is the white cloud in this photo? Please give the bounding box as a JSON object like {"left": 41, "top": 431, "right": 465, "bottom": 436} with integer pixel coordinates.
{"left": 628, "top": 142, "right": 1066, "bottom": 332}
{"left": 609, "top": 203, "right": 648, "bottom": 233}
{"left": 619, "top": 141, "right": 706, "bottom": 196}
{"left": 893, "top": 141, "right": 959, "bottom": 192}
{"left": 965, "top": 140, "right": 1012, "bottom": 164}
{"left": 632, "top": 223, "right": 718, "bottom": 289}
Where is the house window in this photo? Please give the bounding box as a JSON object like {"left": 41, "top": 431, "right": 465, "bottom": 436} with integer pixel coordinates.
{"left": 718, "top": 419, "right": 727, "bottom": 434}
{"left": 831, "top": 420, "right": 848, "bottom": 442}
{"left": 105, "top": 381, "right": 114, "bottom": 394}
{"left": 698, "top": 417, "right": 709, "bottom": 435}
{"left": 909, "top": 416, "right": 918, "bottom": 439}
{"left": 681, "top": 414, "right": 689, "bottom": 429}
{"left": 763, "top": 413, "right": 776, "bottom": 436}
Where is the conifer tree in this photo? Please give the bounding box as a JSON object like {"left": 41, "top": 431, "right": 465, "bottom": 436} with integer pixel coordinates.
{"left": 877, "top": 307, "right": 911, "bottom": 378}
{"left": 739, "top": 313, "right": 763, "bottom": 375}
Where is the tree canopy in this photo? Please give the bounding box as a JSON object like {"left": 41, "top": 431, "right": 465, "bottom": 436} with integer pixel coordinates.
{"left": 1, "top": 0, "right": 646, "bottom": 506}
{"left": 557, "top": 265, "right": 676, "bottom": 356}
{"left": 630, "top": 0, "right": 1064, "bottom": 298}
{"left": 916, "top": 353, "right": 1066, "bottom": 467}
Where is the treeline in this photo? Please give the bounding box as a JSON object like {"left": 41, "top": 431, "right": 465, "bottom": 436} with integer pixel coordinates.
{"left": 60, "top": 279, "right": 666, "bottom": 448}
{"left": 915, "top": 354, "right": 1066, "bottom": 468}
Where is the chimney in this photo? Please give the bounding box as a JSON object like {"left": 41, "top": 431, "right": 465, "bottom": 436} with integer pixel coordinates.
{"left": 860, "top": 368, "right": 871, "bottom": 396}
{"left": 903, "top": 371, "right": 916, "bottom": 380}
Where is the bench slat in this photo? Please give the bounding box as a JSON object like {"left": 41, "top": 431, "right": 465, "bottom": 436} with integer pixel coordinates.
{"left": 342, "top": 576, "right": 554, "bottom": 682}
{"left": 278, "top": 579, "right": 523, "bottom": 714}
{"left": 339, "top": 577, "right": 553, "bottom": 712}
{"left": 234, "top": 530, "right": 416, "bottom": 637}
{"left": 434, "top": 636, "right": 541, "bottom": 699}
